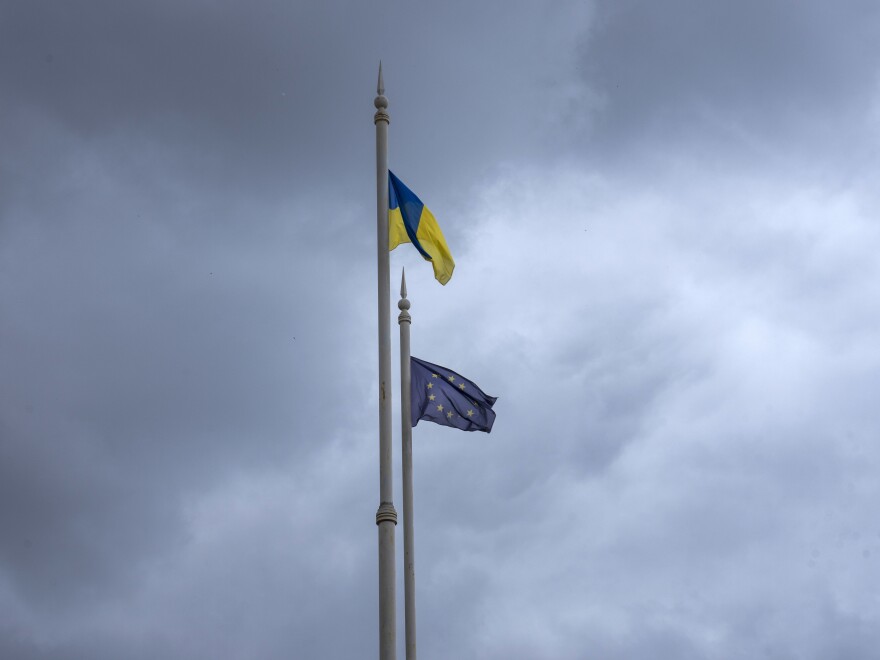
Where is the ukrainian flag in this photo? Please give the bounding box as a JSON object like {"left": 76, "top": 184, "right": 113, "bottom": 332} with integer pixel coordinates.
{"left": 389, "top": 171, "right": 455, "bottom": 285}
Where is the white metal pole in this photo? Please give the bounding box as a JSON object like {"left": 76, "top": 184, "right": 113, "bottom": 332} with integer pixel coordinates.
{"left": 374, "top": 62, "right": 398, "bottom": 660}
{"left": 398, "top": 269, "right": 416, "bottom": 660}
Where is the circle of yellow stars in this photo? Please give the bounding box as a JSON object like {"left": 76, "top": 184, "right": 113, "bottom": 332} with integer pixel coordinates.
{"left": 426, "top": 372, "right": 476, "bottom": 419}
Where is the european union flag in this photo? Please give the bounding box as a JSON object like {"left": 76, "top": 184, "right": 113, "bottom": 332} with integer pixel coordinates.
{"left": 411, "top": 357, "right": 497, "bottom": 433}
{"left": 389, "top": 171, "right": 455, "bottom": 285}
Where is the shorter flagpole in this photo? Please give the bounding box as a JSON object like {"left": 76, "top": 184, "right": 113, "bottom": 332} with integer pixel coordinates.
{"left": 398, "top": 269, "right": 417, "bottom": 660}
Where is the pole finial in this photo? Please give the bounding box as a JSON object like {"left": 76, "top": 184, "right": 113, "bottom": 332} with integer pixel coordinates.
{"left": 374, "top": 62, "right": 389, "bottom": 118}
{"left": 398, "top": 268, "right": 411, "bottom": 318}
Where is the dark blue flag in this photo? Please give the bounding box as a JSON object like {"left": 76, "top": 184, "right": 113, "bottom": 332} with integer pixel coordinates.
{"left": 411, "top": 357, "right": 497, "bottom": 433}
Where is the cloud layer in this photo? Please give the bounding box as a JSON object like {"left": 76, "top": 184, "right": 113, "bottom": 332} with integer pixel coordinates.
{"left": 2, "top": 1, "right": 880, "bottom": 658}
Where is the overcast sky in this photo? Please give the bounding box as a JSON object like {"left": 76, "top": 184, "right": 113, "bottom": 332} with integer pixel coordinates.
{"left": 3, "top": 1, "right": 880, "bottom": 658}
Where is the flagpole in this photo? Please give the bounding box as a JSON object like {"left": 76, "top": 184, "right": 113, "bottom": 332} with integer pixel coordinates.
{"left": 374, "top": 62, "right": 398, "bottom": 660}
{"left": 398, "top": 269, "right": 417, "bottom": 660}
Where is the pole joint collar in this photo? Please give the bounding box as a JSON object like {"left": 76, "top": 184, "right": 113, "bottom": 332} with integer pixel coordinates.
{"left": 374, "top": 94, "right": 390, "bottom": 125}
{"left": 376, "top": 501, "right": 398, "bottom": 525}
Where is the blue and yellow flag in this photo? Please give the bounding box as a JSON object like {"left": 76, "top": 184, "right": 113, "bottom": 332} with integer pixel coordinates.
{"left": 411, "top": 357, "right": 497, "bottom": 433}
{"left": 389, "top": 171, "right": 455, "bottom": 285}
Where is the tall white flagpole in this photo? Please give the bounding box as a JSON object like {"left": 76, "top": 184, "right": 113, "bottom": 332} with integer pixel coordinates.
{"left": 398, "top": 269, "right": 417, "bottom": 660}
{"left": 374, "top": 62, "right": 398, "bottom": 660}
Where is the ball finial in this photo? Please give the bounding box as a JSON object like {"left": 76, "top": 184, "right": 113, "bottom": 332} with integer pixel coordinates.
{"left": 398, "top": 268, "right": 411, "bottom": 314}
{"left": 373, "top": 61, "right": 390, "bottom": 121}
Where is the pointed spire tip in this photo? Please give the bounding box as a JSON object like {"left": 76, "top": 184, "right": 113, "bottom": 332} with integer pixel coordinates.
{"left": 400, "top": 267, "right": 407, "bottom": 298}
{"left": 377, "top": 61, "right": 385, "bottom": 95}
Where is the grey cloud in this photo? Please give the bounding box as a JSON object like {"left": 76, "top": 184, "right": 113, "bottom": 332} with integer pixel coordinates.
{"left": 0, "top": 123, "right": 377, "bottom": 615}
{"left": 4, "top": 0, "right": 880, "bottom": 657}
{"left": 579, "top": 0, "right": 880, "bottom": 167}
{"left": 0, "top": 0, "right": 588, "bottom": 201}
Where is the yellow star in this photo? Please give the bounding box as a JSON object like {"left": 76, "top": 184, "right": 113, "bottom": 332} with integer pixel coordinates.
{"left": 447, "top": 411, "right": 454, "bottom": 418}
{"left": 467, "top": 410, "right": 474, "bottom": 417}
{"left": 428, "top": 394, "right": 436, "bottom": 401}
{"left": 458, "top": 383, "right": 465, "bottom": 390}
{"left": 436, "top": 404, "right": 443, "bottom": 412}
{"left": 448, "top": 375, "right": 455, "bottom": 383}
{"left": 427, "top": 382, "right": 433, "bottom": 389}
{"left": 432, "top": 373, "right": 439, "bottom": 378}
